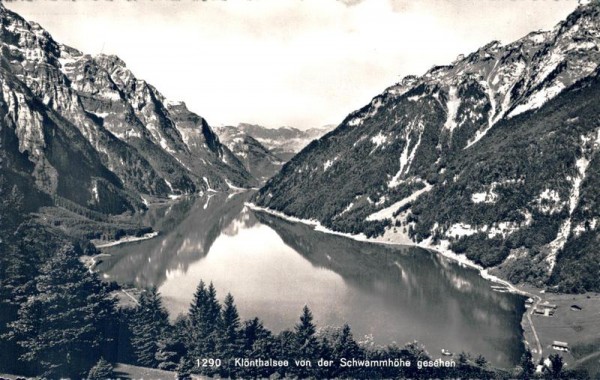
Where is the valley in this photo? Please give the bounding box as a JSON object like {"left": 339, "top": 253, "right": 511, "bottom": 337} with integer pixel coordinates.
{"left": 96, "top": 192, "right": 526, "bottom": 370}
{"left": 1, "top": 0, "right": 599, "bottom": 378}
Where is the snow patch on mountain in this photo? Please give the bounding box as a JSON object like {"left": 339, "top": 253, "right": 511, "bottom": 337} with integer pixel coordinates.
{"left": 337, "top": 202, "right": 355, "bottom": 218}
{"left": 471, "top": 185, "right": 499, "bottom": 204}
{"left": 546, "top": 133, "right": 595, "bottom": 272}
{"left": 573, "top": 218, "right": 598, "bottom": 237}
{"left": 443, "top": 86, "right": 460, "bottom": 132}
{"left": 388, "top": 120, "right": 424, "bottom": 187}
{"left": 323, "top": 156, "right": 338, "bottom": 172}
{"left": 446, "top": 209, "right": 532, "bottom": 240}
{"left": 367, "top": 182, "right": 433, "bottom": 221}
{"left": 464, "top": 81, "right": 498, "bottom": 149}
{"left": 370, "top": 132, "right": 388, "bottom": 148}
{"left": 407, "top": 93, "right": 427, "bottom": 102}
{"left": 91, "top": 182, "right": 100, "bottom": 203}
{"left": 446, "top": 223, "right": 479, "bottom": 238}
{"left": 532, "top": 189, "right": 563, "bottom": 214}
{"left": 508, "top": 82, "right": 566, "bottom": 118}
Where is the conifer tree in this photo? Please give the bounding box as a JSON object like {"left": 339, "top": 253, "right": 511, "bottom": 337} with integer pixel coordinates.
{"left": 241, "top": 317, "right": 271, "bottom": 353}
{"left": 332, "top": 324, "right": 361, "bottom": 360}
{"left": 7, "top": 246, "right": 116, "bottom": 378}
{"left": 188, "top": 280, "right": 207, "bottom": 334}
{"left": 129, "top": 287, "right": 170, "bottom": 367}
{"left": 87, "top": 357, "right": 114, "bottom": 380}
{"left": 205, "top": 282, "right": 222, "bottom": 331}
{"left": 239, "top": 318, "right": 277, "bottom": 378}
{"left": 176, "top": 356, "right": 194, "bottom": 380}
{"left": 475, "top": 354, "right": 487, "bottom": 367}
{"left": 218, "top": 293, "right": 241, "bottom": 354}
{"left": 518, "top": 348, "right": 535, "bottom": 380}
{"left": 217, "top": 293, "right": 242, "bottom": 377}
{"left": 187, "top": 280, "right": 222, "bottom": 359}
{"left": 293, "top": 305, "right": 319, "bottom": 378}
{"left": 155, "top": 336, "right": 186, "bottom": 371}
{"left": 276, "top": 330, "right": 297, "bottom": 378}
{"left": 546, "top": 353, "right": 564, "bottom": 378}
{"left": 295, "top": 305, "right": 317, "bottom": 356}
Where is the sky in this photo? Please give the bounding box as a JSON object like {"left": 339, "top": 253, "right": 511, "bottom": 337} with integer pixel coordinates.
{"left": 6, "top": 0, "right": 579, "bottom": 130}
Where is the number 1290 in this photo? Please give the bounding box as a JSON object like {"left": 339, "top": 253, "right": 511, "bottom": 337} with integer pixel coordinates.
{"left": 197, "top": 358, "right": 222, "bottom": 367}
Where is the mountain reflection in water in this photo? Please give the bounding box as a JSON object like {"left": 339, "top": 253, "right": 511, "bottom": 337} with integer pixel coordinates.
{"left": 98, "top": 191, "right": 524, "bottom": 368}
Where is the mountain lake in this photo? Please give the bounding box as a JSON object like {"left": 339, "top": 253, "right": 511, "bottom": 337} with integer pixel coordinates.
{"left": 96, "top": 191, "right": 525, "bottom": 369}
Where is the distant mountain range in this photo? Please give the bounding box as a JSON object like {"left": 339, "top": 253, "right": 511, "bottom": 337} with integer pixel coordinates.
{"left": 231, "top": 123, "right": 333, "bottom": 161}
{"left": 0, "top": 3, "right": 255, "bottom": 215}
{"left": 255, "top": 2, "right": 600, "bottom": 292}
{"left": 214, "top": 126, "right": 283, "bottom": 183}
{"left": 215, "top": 124, "right": 332, "bottom": 181}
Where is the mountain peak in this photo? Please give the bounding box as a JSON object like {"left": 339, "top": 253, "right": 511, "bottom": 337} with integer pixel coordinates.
{"left": 93, "top": 53, "right": 128, "bottom": 70}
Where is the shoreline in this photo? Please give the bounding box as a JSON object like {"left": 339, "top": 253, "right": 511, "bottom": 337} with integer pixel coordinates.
{"left": 93, "top": 231, "right": 160, "bottom": 248}
{"left": 246, "top": 202, "right": 544, "bottom": 361}
{"left": 246, "top": 202, "right": 532, "bottom": 292}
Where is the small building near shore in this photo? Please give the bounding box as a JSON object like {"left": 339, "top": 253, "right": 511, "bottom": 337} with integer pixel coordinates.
{"left": 525, "top": 298, "right": 534, "bottom": 308}
{"left": 533, "top": 308, "right": 554, "bottom": 316}
{"left": 540, "top": 302, "right": 558, "bottom": 310}
{"left": 552, "top": 341, "right": 569, "bottom": 352}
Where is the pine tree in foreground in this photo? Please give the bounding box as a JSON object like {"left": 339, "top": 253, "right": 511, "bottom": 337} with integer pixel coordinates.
{"left": 218, "top": 293, "right": 241, "bottom": 355}
{"left": 292, "top": 305, "right": 319, "bottom": 378}
{"left": 87, "top": 357, "right": 114, "bottom": 380}
{"left": 7, "top": 246, "right": 116, "bottom": 378}
{"left": 516, "top": 348, "right": 535, "bottom": 380}
{"left": 217, "top": 293, "right": 242, "bottom": 377}
{"left": 188, "top": 281, "right": 221, "bottom": 362}
{"left": 176, "top": 356, "right": 194, "bottom": 380}
{"left": 129, "top": 287, "right": 171, "bottom": 367}
{"left": 295, "top": 305, "right": 318, "bottom": 355}
{"left": 545, "top": 353, "right": 564, "bottom": 379}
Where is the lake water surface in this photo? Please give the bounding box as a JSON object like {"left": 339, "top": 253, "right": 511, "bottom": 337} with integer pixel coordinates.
{"left": 97, "top": 191, "right": 525, "bottom": 368}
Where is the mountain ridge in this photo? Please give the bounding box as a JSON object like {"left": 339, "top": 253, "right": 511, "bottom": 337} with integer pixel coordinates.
{"left": 255, "top": 1, "right": 600, "bottom": 292}
{"left": 214, "top": 126, "right": 284, "bottom": 183}
{"left": 231, "top": 123, "right": 332, "bottom": 161}
{"left": 0, "top": 4, "right": 256, "bottom": 215}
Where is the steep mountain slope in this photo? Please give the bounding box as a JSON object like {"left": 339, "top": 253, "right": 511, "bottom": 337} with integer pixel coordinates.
{"left": 215, "top": 125, "right": 284, "bottom": 182}
{"left": 234, "top": 123, "right": 331, "bottom": 161}
{"left": 0, "top": 3, "right": 256, "bottom": 215}
{"left": 255, "top": 2, "right": 600, "bottom": 292}
{"left": 0, "top": 53, "right": 141, "bottom": 214}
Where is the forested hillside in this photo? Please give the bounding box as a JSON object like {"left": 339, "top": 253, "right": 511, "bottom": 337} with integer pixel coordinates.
{"left": 255, "top": 1, "right": 600, "bottom": 292}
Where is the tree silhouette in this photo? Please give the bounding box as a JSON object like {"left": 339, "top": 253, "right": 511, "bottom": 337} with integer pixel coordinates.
{"left": 129, "top": 287, "right": 170, "bottom": 367}
{"left": 7, "top": 246, "right": 116, "bottom": 378}
{"left": 518, "top": 348, "right": 535, "bottom": 380}
{"left": 187, "top": 281, "right": 221, "bottom": 360}
{"left": 217, "top": 293, "right": 242, "bottom": 377}
{"left": 546, "top": 353, "right": 564, "bottom": 378}
{"left": 87, "top": 357, "right": 114, "bottom": 380}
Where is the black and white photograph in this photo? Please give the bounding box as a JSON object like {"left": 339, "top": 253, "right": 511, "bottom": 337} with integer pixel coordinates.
{"left": 1, "top": 0, "right": 599, "bottom": 378}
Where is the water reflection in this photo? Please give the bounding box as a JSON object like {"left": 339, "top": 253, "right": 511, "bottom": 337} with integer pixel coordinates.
{"left": 256, "top": 212, "right": 524, "bottom": 367}
{"left": 98, "top": 192, "right": 251, "bottom": 287}
{"left": 98, "top": 192, "right": 524, "bottom": 368}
